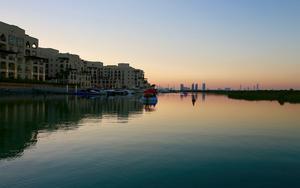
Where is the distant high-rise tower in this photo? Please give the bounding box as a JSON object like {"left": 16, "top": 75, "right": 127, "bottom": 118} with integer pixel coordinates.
{"left": 195, "top": 83, "right": 198, "bottom": 91}
{"left": 202, "top": 82, "right": 206, "bottom": 92}
{"left": 191, "top": 83, "right": 195, "bottom": 91}
{"left": 256, "top": 84, "right": 259, "bottom": 91}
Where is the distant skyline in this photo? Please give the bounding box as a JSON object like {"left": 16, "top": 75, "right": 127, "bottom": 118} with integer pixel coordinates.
{"left": 1, "top": 0, "right": 299, "bottom": 89}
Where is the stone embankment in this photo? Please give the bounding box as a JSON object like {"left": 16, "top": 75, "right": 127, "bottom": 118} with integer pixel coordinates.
{"left": 0, "top": 82, "right": 76, "bottom": 95}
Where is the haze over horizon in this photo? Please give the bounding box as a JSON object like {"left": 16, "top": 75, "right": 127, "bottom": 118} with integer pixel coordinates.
{"left": 1, "top": 0, "right": 299, "bottom": 89}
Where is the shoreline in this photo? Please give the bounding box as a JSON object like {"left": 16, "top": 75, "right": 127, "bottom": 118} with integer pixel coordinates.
{"left": 179, "top": 90, "right": 300, "bottom": 104}
{"left": 1, "top": 82, "right": 300, "bottom": 104}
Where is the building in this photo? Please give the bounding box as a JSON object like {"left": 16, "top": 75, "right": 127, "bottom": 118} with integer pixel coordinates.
{"left": 195, "top": 83, "right": 198, "bottom": 91}
{"left": 37, "top": 48, "right": 59, "bottom": 80}
{"left": 85, "top": 60, "right": 103, "bottom": 87}
{"left": 0, "top": 21, "right": 46, "bottom": 81}
{"left": 1, "top": 21, "right": 150, "bottom": 89}
{"left": 101, "top": 63, "right": 148, "bottom": 89}
{"left": 180, "top": 84, "right": 184, "bottom": 91}
{"left": 38, "top": 48, "right": 103, "bottom": 87}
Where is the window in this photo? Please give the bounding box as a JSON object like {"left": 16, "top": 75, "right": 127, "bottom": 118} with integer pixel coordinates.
{"left": 16, "top": 38, "right": 24, "bottom": 47}
{"left": 25, "top": 50, "right": 30, "bottom": 56}
{"left": 8, "top": 35, "right": 16, "bottom": 45}
{"left": 8, "top": 63, "right": 15, "bottom": 69}
{"left": 0, "top": 34, "right": 6, "bottom": 42}
{"left": 8, "top": 72, "right": 14, "bottom": 79}
{"left": 32, "top": 43, "right": 37, "bottom": 49}
{"left": 26, "top": 41, "right": 30, "bottom": 48}
{"left": 1, "top": 61, "right": 6, "bottom": 69}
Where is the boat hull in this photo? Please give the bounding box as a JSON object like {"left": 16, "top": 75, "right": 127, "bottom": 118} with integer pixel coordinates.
{"left": 141, "top": 96, "right": 158, "bottom": 105}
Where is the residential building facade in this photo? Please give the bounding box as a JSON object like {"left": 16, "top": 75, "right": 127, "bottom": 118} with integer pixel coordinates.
{"left": 0, "top": 21, "right": 46, "bottom": 81}
{"left": 1, "top": 21, "right": 149, "bottom": 89}
{"left": 101, "top": 63, "right": 148, "bottom": 89}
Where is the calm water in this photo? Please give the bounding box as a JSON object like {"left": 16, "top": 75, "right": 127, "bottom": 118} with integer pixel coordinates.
{"left": 0, "top": 94, "right": 300, "bottom": 188}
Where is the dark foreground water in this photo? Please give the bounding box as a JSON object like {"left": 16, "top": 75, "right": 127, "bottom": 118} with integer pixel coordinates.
{"left": 0, "top": 94, "right": 300, "bottom": 188}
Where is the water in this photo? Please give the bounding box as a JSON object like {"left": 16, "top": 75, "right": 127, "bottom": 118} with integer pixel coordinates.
{"left": 0, "top": 94, "right": 300, "bottom": 188}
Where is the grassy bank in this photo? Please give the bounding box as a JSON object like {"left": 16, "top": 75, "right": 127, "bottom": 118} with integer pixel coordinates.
{"left": 207, "top": 90, "right": 300, "bottom": 104}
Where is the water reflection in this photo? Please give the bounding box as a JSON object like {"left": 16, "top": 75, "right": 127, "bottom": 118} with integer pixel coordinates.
{"left": 202, "top": 92, "right": 206, "bottom": 101}
{"left": 0, "top": 95, "right": 144, "bottom": 160}
{"left": 144, "top": 104, "right": 157, "bottom": 112}
{"left": 1, "top": 94, "right": 300, "bottom": 188}
{"left": 180, "top": 92, "right": 206, "bottom": 106}
{"left": 191, "top": 93, "right": 198, "bottom": 106}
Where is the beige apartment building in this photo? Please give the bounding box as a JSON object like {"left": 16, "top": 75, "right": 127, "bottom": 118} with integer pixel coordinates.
{"left": 38, "top": 48, "right": 95, "bottom": 88}
{"left": 0, "top": 21, "right": 46, "bottom": 81}
{"left": 101, "top": 63, "right": 148, "bottom": 89}
{"left": 37, "top": 48, "right": 59, "bottom": 80}
{"left": 1, "top": 21, "right": 150, "bottom": 89}
{"left": 85, "top": 60, "right": 104, "bottom": 87}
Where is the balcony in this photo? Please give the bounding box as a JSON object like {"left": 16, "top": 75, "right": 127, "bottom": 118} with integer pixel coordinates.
{"left": 8, "top": 56, "right": 15, "bottom": 61}
{"left": 8, "top": 63, "right": 16, "bottom": 70}
{"left": 0, "top": 44, "right": 7, "bottom": 51}
{"left": 1, "top": 61, "right": 7, "bottom": 69}
{"left": 39, "top": 68, "right": 44, "bottom": 74}
{"left": 8, "top": 72, "right": 15, "bottom": 79}
{"left": 1, "top": 72, "right": 6, "bottom": 78}
{"left": 0, "top": 54, "right": 6, "bottom": 60}
{"left": 17, "top": 65, "right": 22, "bottom": 72}
{"left": 0, "top": 40, "right": 6, "bottom": 44}
{"left": 33, "top": 67, "right": 38, "bottom": 73}
{"left": 25, "top": 50, "right": 30, "bottom": 56}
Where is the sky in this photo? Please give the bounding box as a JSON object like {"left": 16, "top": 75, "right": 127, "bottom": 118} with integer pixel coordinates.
{"left": 1, "top": 0, "right": 300, "bottom": 89}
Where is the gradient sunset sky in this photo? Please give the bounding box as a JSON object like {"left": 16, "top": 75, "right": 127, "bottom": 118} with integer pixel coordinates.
{"left": 1, "top": 0, "right": 299, "bottom": 89}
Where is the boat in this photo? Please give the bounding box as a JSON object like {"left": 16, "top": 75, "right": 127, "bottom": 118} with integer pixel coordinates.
{"left": 76, "top": 88, "right": 104, "bottom": 96}
{"left": 105, "top": 89, "right": 135, "bottom": 96}
{"left": 141, "top": 86, "right": 158, "bottom": 105}
{"left": 105, "top": 90, "right": 126, "bottom": 96}
{"left": 141, "top": 96, "right": 158, "bottom": 105}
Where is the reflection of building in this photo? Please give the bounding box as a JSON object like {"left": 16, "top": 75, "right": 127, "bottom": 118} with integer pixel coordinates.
{"left": 0, "top": 96, "right": 144, "bottom": 160}
{"left": 0, "top": 21, "right": 46, "bottom": 81}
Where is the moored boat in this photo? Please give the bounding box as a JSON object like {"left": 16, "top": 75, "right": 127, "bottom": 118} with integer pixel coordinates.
{"left": 141, "top": 96, "right": 158, "bottom": 105}
{"left": 76, "top": 88, "right": 104, "bottom": 96}
{"left": 141, "top": 85, "right": 158, "bottom": 105}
